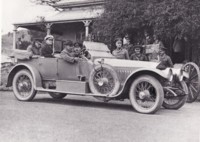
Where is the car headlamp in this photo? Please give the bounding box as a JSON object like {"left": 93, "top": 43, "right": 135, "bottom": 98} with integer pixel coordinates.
{"left": 177, "top": 69, "right": 184, "bottom": 81}
{"left": 171, "top": 69, "right": 184, "bottom": 82}
{"left": 167, "top": 69, "right": 173, "bottom": 82}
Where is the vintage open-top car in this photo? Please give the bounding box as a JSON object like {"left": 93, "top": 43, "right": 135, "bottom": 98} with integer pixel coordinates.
{"left": 6, "top": 41, "right": 194, "bottom": 114}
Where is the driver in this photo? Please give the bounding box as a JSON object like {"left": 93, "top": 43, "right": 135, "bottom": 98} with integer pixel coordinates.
{"left": 60, "top": 40, "right": 80, "bottom": 63}
{"left": 74, "top": 42, "right": 83, "bottom": 57}
{"left": 74, "top": 42, "right": 89, "bottom": 60}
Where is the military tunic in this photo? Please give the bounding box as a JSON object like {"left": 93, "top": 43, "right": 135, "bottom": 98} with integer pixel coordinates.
{"left": 123, "top": 43, "right": 134, "bottom": 56}
{"left": 40, "top": 44, "right": 53, "bottom": 57}
{"left": 112, "top": 48, "right": 129, "bottom": 59}
{"left": 130, "top": 53, "right": 148, "bottom": 61}
{"left": 159, "top": 54, "right": 173, "bottom": 68}
{"left": 27, "top": 45, "right": 41, "bottom": 56}
{"left": 60, "top": 49, "right": 77, "bottom": 63}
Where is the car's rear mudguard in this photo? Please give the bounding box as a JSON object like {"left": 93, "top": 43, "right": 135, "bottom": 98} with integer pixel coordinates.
{"left": 6, "top": 63, "right": 42, "bottom": 89}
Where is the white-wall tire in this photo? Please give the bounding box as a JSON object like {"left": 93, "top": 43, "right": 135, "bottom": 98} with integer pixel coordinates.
{"left": 129, "top": 75, "right": 164, "bottom": 114}
{"left": 12, "top": 69, "right": 37, "bottom": 101}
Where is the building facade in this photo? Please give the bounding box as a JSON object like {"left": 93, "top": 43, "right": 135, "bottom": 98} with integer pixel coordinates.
{"left": 13, "top": 0, "right": 105, "bottom": 50}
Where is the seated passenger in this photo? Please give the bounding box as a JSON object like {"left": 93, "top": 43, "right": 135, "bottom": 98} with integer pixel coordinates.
{"left": 82, "top": 45, "right": 91, "bottom": 59}
{"left": 148, "top": 50, "right": 160, "bottom": 62}
{"left": 27, "top": 39, "right": 42, "bottom": 56}
{"left": 40, "top": 35, "right": 54, "bottom": 57}
{"left": 60, "top": 40, "right": 79, "bottom": 63}
{"left": 130, "top": 46, "right": 148, "bottom": 61}
{"left": 74, "top": 42, "right": 83, "bottom": 57}
{"left": 112, "top": 38, "right": 129, "bottom": 60}
{"left": 156, "top": 47, "right": 173, "bottom": 69}
{"left": 123, "top": 36, "right": 134, "bottom": 57}
{"left": 73, "top": 42, "right": 88, "bottom": 60}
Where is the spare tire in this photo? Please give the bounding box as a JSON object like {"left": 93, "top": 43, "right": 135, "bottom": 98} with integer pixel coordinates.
{"left": 89, "top": 64, "right": 120, "bottom": 96}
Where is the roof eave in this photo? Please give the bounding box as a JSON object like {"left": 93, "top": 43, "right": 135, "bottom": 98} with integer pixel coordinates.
{"left": 53, "top": 1, "right": 105, "bottom": 9}
{"left": 13, "top": 18, "right": 95, "bottom": 27}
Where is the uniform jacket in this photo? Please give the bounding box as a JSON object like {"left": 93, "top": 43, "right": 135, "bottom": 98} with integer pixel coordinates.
{"left": 123, "top": 43, "right": 134, "bottom": 56}
{"left": 130, "top": 53, "right": 148, "bottom": 61}
{"left": 27, "top": 45, "right": 41, "bottom": 56}
{"left": 60, "top": 49, "right": 76, "bottom": 63}
{"left": 40, "top": 44, "right": 53, "bottom": 57}
{"left": 112, "top": 48, "right": 129, "bottom": 60}
{"left": 159, "top": 54, "right": 174, "bottom": 68}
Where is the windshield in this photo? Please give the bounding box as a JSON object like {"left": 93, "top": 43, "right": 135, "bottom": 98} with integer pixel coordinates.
{"left": 83, "top": 41, "right": 114, "bottom": 60}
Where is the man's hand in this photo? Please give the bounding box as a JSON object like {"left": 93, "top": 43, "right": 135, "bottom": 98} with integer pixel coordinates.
{"left": 74, "top": 57, "right": 80, "bottom": 62}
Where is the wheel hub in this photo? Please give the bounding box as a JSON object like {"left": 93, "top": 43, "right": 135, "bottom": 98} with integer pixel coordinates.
{"left": 18, "top": 81, "right": 29, "bottom": 91}
{"left": 139, "top": 90, "right": 150, "bottom": 99}
{"left": 98, "top": 78, "right": 108, "bottom": 86}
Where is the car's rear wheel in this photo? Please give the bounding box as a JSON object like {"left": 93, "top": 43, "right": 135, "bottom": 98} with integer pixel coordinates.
{"left": 12, "top": 69, "right": 37, "bottom": 101}
{"left": 129, "top": 75, "right": 164, "bottom": 114}
{"left": 48, "top": 92, "right": 67, "bottom": 99}
{"left": 89, "top": 64, "right": 120, "bottom": 97}
{"left": 163, "top": 81, "right": 188, "bottom": 110}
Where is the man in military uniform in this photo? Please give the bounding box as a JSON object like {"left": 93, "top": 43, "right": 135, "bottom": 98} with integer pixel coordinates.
{"left": 60, "top": 40, "right": 80, "bottom": 63}
{"left": 130, "top": 45, "right": 148, "bottom": 61}
{"left": 27, "top": 39, "right": 42, "bottom": 56}
{"left": 112, "top": 38, "right": 129, "bottom": 60}
{"left": 40, "top": 35, "right": 54, "bottom": 57}
{"left": 156, "top": 47, "right": 173, "bottom": 69}
{"left": 123, "top": 37, "right": 134, "bottom": 57}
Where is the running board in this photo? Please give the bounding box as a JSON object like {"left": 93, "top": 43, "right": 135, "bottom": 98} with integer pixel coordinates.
{"left": 36, "top": 87, "right": 111, "bottom": 97}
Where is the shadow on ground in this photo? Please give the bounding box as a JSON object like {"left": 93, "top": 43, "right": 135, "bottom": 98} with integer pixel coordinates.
{"left": 32, "top": 97, "right": 135, "bottom": 112}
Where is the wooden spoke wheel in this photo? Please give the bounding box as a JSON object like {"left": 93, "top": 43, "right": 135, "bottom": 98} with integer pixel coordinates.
{"left": 163, "top": 81, "right": 188, "bottom": 109}
{"left": 129, "top": 75, "right": 164, "bottom": 114}
{"left": 12, "top": 69, "right": 37, "bottom": 101}
{"left": 183, "top": 62, "right": 200, "bottom": 103}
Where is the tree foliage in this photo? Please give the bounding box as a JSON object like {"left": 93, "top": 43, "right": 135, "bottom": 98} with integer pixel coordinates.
{"left": 93, "top": 0, "right": 200, "bottom": 45}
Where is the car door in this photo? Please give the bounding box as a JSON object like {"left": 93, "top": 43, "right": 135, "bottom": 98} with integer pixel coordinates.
{"left": 38, "top": 57, "right": 58, "bottom": 80}
{"left": 57, "top": 59, "right": 79, "bottom": 81}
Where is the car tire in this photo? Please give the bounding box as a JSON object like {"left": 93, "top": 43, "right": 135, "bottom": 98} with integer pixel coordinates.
{"left": 162, "top": 81, "right": 188, "bottom": 110}
{"left": 89, "top": 64, "right": 120, "bottom": 96}
{"left": 12, "top": 69, "right": 37, "bottom": 101}
{"left": 48, "top": 92, "right": 67, "bottom": 99}
{"left": 182, "top": 62, "right": 200, "bottom": 103}
{"left": 129, "top": 75, "right": 164, "bottom": 114}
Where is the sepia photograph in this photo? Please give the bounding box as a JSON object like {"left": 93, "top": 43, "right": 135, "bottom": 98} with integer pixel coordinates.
{"left": 0, "top": 0, "right": 200, "bottom": 142}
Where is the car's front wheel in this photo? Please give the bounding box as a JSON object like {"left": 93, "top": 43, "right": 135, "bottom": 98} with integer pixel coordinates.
{"left": 12, "top": 69, "right": 37, "bottom": 101}
{"left": 89, "top": 64, "right": 120, "bottom": 96}
{"left": 48, "top": 92, "right": 67, "bottom": 99}
{"left": 129, "top": 75, "right": 164, "bottom": 114}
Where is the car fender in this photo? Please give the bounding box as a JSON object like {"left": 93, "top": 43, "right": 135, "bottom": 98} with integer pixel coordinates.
{"left": 114, "top": 68, "right": 170, "bottom": 97}
{"left": 6, "top": 63, "right": 42, "bottom": 89}
{"left": 124, "top": 68, "right": 170, "bottom": 85}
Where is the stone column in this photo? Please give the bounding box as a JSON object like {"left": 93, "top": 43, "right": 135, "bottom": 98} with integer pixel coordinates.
{"left": 13, "top": 25, "right": 18, "bottom": 50}
{"left": 45, "top": 23, "right": 53, "bottom": 35}
{"left": 82, "top": 20, "right": 92, "bottom": 40}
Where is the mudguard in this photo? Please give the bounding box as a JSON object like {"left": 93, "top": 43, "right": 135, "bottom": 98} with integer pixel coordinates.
{"left": 6, "top": 63, "right": 42, "bottom": 89}
{"left": 113, "top": 68, "right": 171, "bottom": 97}
{"left": 126, "top": 68, "right": 171, "bottom": 80}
